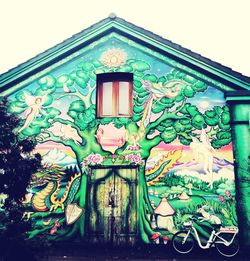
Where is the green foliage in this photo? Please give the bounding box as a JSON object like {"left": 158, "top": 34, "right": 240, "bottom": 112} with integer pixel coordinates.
{"left": 160, "top": 172, "right": 185, "bottom": 187}
{"left": 191, "top": 114, "right": 206, "bottom": 129}
{"left": 143, "top": 74, "right": 158, "bottom": 82}
{"left": 161, "top": 127, "right": 177, "bottom": 143}
{"left": 186, "top": 104, "right": 200, "bottom": 116}
{"left": 216, "top": 180, "right": 235, "bottom": 196}
{"left": 81, "top": 62, "right": 94, "bottom": 71}
{"left": 38, "top": 75, "right": 56, "bottom": 88}
{"left": 204, "top": 109, "right": 219, "bottom": 126}
{"left": 183, "top": 85, "right": 195, "bottom": 98}
{"left": 192, "top": 80, "right": 207, "bottom": 92}
{"left": 0, "top": 97, "right": 42, "bottom": 259}
{"left": 0, "top": 97, "right": 42, "bottom": 200}
{"left": 211, "top": 131, "right": 231, "bottom": 149}
{"left": 68, "top": 100, "right": 85, "bottom": 113}
{"left": 113, "top": 117, "right": 131, "bottom": 128}
{"left": 128, "top": 60, "right": 151, "bottom": 72}
{"left": 67, "top": 101, "right": 92, "bottom": 129}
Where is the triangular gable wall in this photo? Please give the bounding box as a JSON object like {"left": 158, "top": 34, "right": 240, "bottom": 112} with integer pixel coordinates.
{"left": 1, "top": 15, "right": 250, "bottom": 96}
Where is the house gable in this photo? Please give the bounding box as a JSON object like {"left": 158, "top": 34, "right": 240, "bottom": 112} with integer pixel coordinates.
{"left": 1, "top": 15, "right": 250, "bottom": 96}
{"left": 1, "top": 16, "right": 250, "bottom": 247}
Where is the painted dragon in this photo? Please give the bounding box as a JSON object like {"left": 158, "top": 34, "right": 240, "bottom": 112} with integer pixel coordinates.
{"left": 22, "top": 165, "right": 81, "bottom": 213}
{"left": 32, "top": 173, "right": 81, "bottom": 212}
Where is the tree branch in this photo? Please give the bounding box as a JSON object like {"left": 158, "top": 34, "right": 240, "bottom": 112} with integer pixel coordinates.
{"left": 37, "top": 130, "right": 79, "bottom": 151}
{"left": 146, "top": 99, "right": 188, "bottom": 135}
{"left": 55, "top": 82, "right": 95, "bottom": 108}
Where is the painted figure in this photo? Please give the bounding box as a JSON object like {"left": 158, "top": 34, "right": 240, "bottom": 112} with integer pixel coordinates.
{"left": 190, "top": 129, "right": 215, "bottom": 187}
{"left": 18, "top": 92, "right": 49, "bottom": 133}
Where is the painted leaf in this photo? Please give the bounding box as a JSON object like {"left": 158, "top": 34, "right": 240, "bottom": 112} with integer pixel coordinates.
{"left": 15, "top": 90, "right": 32, "bottom": 102}
{"left": 38, "top": 75, "right": 56, "bottom": 87}
{"left": 183, "top": 85, "right": 195, "bottom": 98}
{"left": 174, "top": 121, "right": 185, "bottom": 132}
{"left": 81, "top": 62, "right": 94, "bottom": 71}
{"left": 183, "top": 75, "right": 196, "bottom": 84}
{"left": 193, "top": 80, "right": 207, "bottom": 91}
{"left": 57, "top": 74, "right": 69, "bottom": 84}
{"left": 221, "top": 111, "right": 230, "bottom": 125}
{"left": 44, "top": 107, "right": 61, "bottom": 118}
{"left": 179, "top": 135, "right": 192, "bottom": 145}
{"left": 192, "top": 114, "right": 205, "bottom": 129}
{"left": 161, "top": 127, "right": 177, "bottom": 143}
{"left": 186, "top": 105, "right": 199, "bottom": 116}
{"left": 130, "top": 60, "right": 150, "bottom": 72}
{"left": 143, "top": 74, "right": 157, "bottom": 83}
{"left": 8, "top": 102, "right": 27, "bottom": 114}
{"left": 75, "top": 77, "right": 88, "bottom": 87}
{"left": 69, "top": 100, "right": 85, "bottom": 112}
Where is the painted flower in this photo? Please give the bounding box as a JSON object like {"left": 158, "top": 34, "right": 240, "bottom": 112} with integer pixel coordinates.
{"left": 218, "top": 195, "right": 225, "bottom": 203}
{"left": 111, "top": 154, "right": 116, "bottom": 163}
{"left": 126, "top": 153, "right": 141, "bottom": 164}
{"left": 225, "top": 190, "right": 232, "bottom": 198}
{"left": 86, "top": 153, "right": 103, "bottom": 165}
{"left": 100, "top": 48, "right": 127, "bottom": 68}
{"left": 81, "top": 160, "right": 87, "bottom": 168}
{"left": 132, "top": 154, "right": 141, "bottom": 164}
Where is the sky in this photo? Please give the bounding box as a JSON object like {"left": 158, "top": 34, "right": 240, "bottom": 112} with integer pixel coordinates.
{"left": 0, "top": 0, "right": 250, "bottom": 78}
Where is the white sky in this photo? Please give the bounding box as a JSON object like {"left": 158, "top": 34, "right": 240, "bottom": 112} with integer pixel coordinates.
{"left": 0, "top": 0, "right": 250, "bottom": 78}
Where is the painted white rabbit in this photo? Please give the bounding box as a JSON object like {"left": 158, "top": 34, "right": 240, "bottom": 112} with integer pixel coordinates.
{"left": 197, "top": 206, "right": 221, "bottom": 225}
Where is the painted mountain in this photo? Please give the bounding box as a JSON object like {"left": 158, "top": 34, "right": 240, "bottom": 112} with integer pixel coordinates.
{"left": 42, "top": 148, "right": 77, "bottom": 167}
{"left": 169, "top": 157, "right": 235, "bottom": 182}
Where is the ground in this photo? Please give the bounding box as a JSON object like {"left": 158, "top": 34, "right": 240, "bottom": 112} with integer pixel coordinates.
{"left": 4, "top": 243, "right": 247, "bottom": 261}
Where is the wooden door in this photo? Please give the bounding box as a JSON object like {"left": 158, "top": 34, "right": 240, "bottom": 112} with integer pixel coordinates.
{"left": 86, "top": 167, "right": 138, "bottom": 246}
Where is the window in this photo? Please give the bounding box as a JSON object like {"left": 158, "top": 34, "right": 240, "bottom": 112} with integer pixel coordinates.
{"left": 97, "top": 73, "right": 133, "bottom": 118}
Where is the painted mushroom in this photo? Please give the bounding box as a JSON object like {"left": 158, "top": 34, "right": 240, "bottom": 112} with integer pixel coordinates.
{"left": 153, "top": 198, "right": 176, "bottom": 232}
{"left": 163, "top": 235, "right": 169, "bottom": 244}
{"left": 178, "top": 191, "right": 190, "bottom": 200}
{"left": 151, "top": 232, "right": 160, "bottom": 244}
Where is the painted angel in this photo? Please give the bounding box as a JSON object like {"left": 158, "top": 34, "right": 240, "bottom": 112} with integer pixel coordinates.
{"left": 18, "top": 92, "right": 48, "bottom": 133}
{"left": 190, "top": 129, "right": 215, "bottom": 187}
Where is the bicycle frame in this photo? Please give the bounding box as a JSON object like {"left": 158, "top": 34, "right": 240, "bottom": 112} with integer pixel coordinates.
{"left": 183, "top": 222, "right": 238, "bottom": 249}
{"left": 214, "top": 228, "right": 239, "bottom": 246}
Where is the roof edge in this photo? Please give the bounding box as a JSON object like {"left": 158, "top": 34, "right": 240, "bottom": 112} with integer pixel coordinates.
{"left": 1, "top": 16, "right": 250, "bottom": 93}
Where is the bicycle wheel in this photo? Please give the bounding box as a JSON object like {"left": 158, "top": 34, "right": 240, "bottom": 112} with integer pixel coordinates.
{"left": 215, "top": 233, "right": 239, "bottom": 257}
{"left": 172, "top": 231, "right": 195, "bottom": 254}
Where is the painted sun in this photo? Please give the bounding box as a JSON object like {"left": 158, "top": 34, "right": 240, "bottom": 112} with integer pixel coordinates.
{"left": 199, "top": 100, "right": 210, "bottom": 109}
{"left": 100, "top": 48, "right": 127, "bottom": 68}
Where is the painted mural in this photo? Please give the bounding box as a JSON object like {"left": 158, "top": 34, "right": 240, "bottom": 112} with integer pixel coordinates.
{"left": 6, "top": 35, "right": 237, "bottom": 244}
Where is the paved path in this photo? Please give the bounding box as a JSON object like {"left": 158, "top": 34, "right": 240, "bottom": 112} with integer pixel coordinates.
{"left": 36, "top": 244, "right": 248, "bottom": 261}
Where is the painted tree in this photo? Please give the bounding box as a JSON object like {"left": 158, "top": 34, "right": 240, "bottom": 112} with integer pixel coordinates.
{"left": 8, "top": 56, "right": 231, "bottom": 242}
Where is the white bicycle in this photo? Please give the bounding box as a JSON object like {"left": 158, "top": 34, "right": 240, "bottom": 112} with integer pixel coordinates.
{"left": 172, "top": 216, "right": 239, "bottom": 257}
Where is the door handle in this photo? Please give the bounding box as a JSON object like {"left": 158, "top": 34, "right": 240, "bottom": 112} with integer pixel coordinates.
{"left": 108, "top": 189, "right": 115, "bottom": 207}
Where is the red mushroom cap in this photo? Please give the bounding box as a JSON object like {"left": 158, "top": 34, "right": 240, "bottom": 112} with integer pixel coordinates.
{"left": 151, "top": 233, "right": 160, "bottom": 240}
{"left": 163, "top": 235, "right": 169, "bottom": 240}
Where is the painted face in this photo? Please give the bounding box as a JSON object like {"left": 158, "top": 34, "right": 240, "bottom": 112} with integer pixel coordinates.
{"left": 35, "top": 97, "right": 43, "bottom": 104}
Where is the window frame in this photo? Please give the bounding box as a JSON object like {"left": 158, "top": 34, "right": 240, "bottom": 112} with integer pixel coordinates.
{"left": 96, "top": 73, "right": 133, "bottom": 118}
